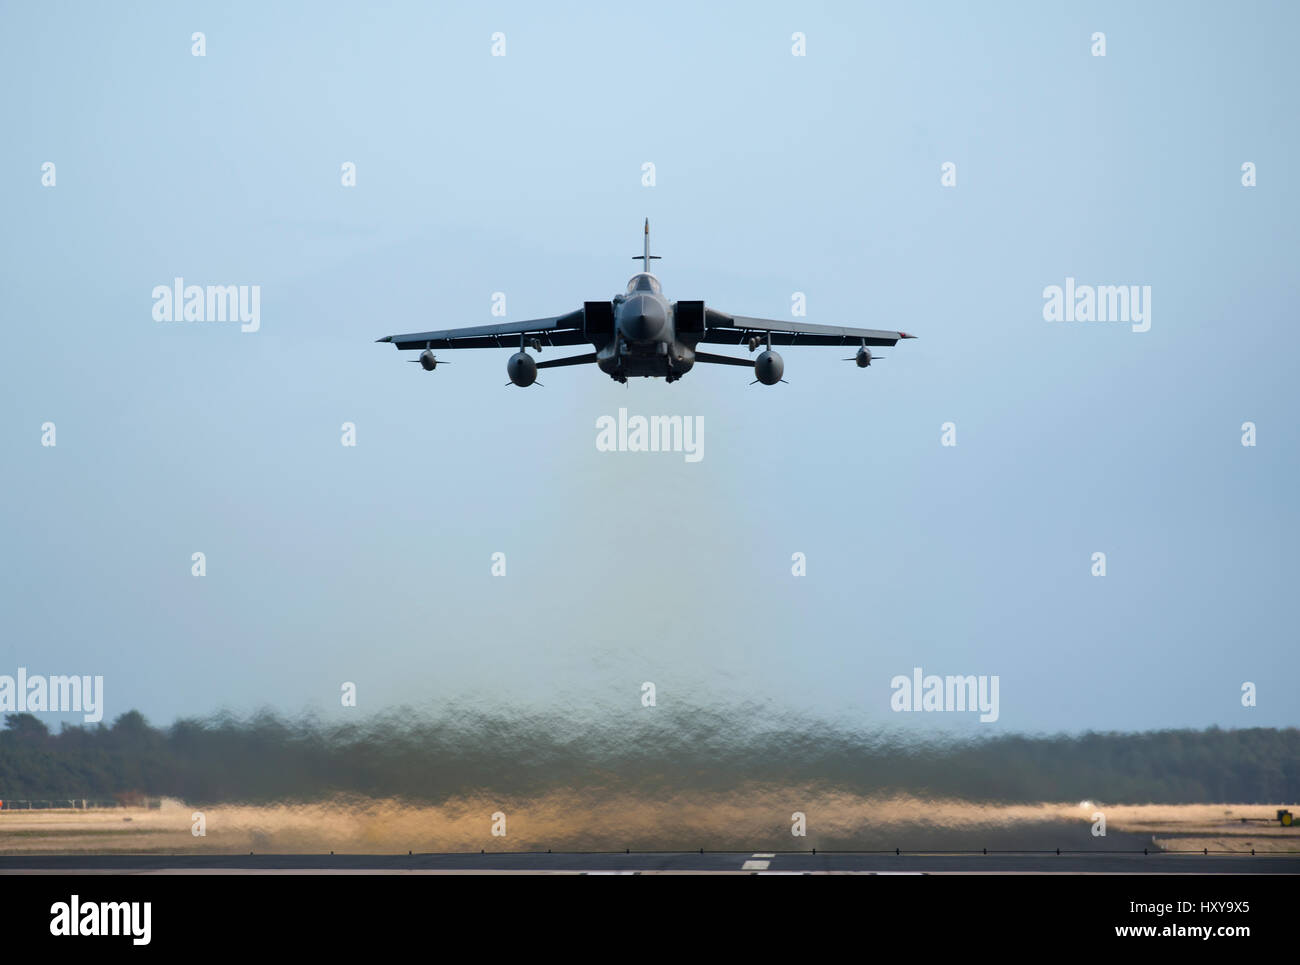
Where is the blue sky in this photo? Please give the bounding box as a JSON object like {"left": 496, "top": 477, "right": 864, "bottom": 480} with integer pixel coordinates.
{"left": 1, "top": 1, "right": 1297, "bottom": 735}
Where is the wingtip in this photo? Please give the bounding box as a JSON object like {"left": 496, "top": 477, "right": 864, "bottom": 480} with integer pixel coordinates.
{"left": 376, "top": 335, "right": 393, "bottom": 343}
{"left": 900, "top": 332, "right": 917, "bottom": 339}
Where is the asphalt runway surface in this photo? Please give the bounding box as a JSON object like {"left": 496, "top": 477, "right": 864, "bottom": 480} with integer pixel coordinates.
{"left": 2, "top": 851, "right": 1295, "bottom": 874}
{"left": 4, "top": 816, "right": 1294, "bottom": 874}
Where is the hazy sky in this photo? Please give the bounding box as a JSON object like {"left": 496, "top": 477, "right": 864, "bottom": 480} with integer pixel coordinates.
{"left": 2, "top": 1, "right": 1297, "bottom": 735}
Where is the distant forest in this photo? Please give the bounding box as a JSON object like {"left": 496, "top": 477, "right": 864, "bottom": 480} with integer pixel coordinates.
{"left": 1, "top": 708, "right": 1296, "bottom": 804}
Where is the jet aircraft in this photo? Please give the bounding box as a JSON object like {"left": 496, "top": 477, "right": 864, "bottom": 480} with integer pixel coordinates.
{"left": 376, "top": 221, "right": 916, "bottom": 386}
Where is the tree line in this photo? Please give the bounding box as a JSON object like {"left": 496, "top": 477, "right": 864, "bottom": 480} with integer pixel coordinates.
{"left": 1, "top": 708, "right": 1295, "bottom": 805}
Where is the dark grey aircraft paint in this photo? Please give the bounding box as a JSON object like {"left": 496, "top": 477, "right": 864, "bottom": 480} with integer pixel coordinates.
{"left": 376, "top": 220, "right": 916, "bottom": 386}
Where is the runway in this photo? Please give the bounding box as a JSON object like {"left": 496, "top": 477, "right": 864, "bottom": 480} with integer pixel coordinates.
{"left": 2, "top": 850, "right": 1296, "bottom": 874}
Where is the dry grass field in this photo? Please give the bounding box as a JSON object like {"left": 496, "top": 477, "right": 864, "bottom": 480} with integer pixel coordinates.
{"left": 1, "top": 793, "right": 1295, "bottom": 854}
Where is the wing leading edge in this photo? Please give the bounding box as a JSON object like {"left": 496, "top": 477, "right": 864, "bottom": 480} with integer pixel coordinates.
{"left": 377, "top": 309, "right": 588, "bottom": 350}
{"left": 699, "top": 310, "right": 915, "bottom": 348}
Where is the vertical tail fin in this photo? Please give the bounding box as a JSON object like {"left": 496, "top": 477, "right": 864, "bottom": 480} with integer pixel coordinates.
{"left": 633, "top": 217, "right": 662, "bottom": 273}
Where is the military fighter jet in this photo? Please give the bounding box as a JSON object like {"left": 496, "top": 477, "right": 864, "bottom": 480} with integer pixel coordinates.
{"left": 376, "top": 220, "right": 916, "bottom": 386}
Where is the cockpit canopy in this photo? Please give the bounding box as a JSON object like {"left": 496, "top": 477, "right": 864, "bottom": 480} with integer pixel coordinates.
{"left": 626, "top": 273, "right": 662, "bottom": 294}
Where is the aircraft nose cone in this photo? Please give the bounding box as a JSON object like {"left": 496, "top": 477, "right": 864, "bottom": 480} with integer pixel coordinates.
{"left": 620, "top": 294, "right": 667, "bottom": 341}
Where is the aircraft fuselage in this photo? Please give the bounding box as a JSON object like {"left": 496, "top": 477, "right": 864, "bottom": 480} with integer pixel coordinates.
{"left": 599, "top": 273, "right": 695, "bottom": 383}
